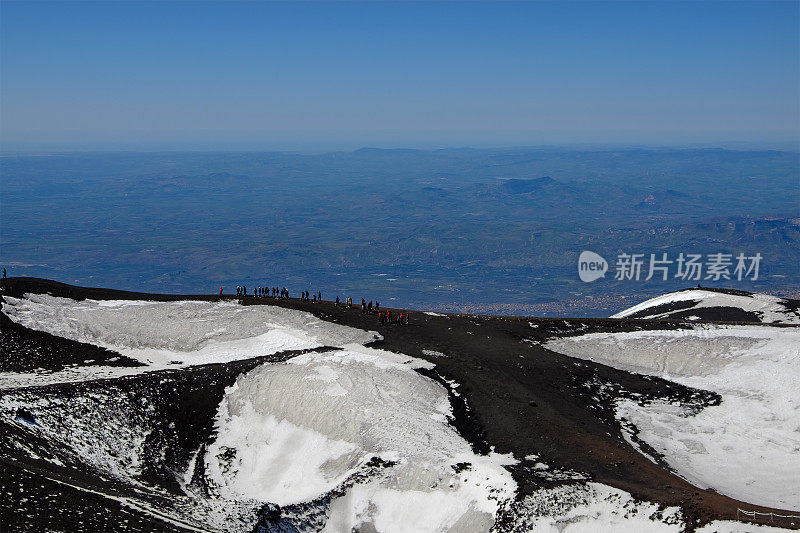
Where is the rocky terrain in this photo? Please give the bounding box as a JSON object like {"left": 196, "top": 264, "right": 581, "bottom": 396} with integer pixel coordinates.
{"left": 1, "top": 278, "right": 798, "bottom": 532}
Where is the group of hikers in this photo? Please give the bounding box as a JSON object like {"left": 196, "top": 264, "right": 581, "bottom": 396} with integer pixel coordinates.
{"left": 379, "top": 308, "right": 409, "bottom": 326}
{"left": 335, "top": 296, "right": 377, "bottom": 311}
{"left": 334, "top": 296, "right": 409, "bottom": 326}
{"left": 233, "top": 285, "right": 289, "bottom": 298}
{"left": 227, "top": 285, "right": 409, "bottom": 326}
{"left": 301, "top": 290, "right": 322, "bottom": 302}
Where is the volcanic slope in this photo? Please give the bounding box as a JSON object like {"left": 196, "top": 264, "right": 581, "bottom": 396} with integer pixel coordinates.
{"left": 610, "top": 287, "right": 800, "bottom": 324}
{"left": 1, "top": 277, "right": 797, "bottom": 532}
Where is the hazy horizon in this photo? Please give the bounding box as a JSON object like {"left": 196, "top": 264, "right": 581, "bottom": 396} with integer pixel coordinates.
{"left": 2, "top": 140, "right": 799, "bottom": 155}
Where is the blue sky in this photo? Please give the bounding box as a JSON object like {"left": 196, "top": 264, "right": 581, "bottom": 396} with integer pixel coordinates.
{"left": 1, "top": 1, "right": 798, "bottom": 151}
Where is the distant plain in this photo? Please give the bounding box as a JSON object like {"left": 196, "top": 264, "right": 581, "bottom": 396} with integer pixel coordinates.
{"left": 1, "top": 148, "right": 798, "bottom": 316}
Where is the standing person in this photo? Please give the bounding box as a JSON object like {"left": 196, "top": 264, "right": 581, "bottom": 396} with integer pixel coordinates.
{"left": 335, "top": 296, "right": 340, "bottom": 306}
{"left": 387, "top": 310, "right": 392, "bottom": 324}
{"left": 367, "top": 301, "right": 373, "bottom": 313}
{"left": 375, "top": 301, "right": 380, "bottom": 312}
{"left": 378, "top": 311, "right": 383, "bottom": 325}
{"left": 219, "top": 287, "right": 223, "bottom": 296}
{"left": 318, "top": 291, "right": 321, "bottom": 301}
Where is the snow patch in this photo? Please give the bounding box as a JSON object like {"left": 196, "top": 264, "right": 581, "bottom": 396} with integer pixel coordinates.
{"left": 503, "top": 481, "right": 683, "bottom": 532}
{"left": 611, "top": 290, "right": 799, "bottom": 324}
{"left": 1, "top": 295, "right": 378, "bottom": 388}
{"left": 204, "top": 345, "right": 516, "bottom": 528}
{"left": 546, "top": 325, "right": 800, "bottom": 509}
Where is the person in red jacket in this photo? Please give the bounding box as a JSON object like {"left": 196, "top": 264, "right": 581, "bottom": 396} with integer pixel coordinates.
{"left": 219, "top": 287, "right": 223, "bottom": 296}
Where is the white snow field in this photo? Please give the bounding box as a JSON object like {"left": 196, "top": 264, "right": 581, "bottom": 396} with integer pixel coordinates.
{"left": 0, "top": 294, "right": 377, "bottom": 388}
{"left": 546, "top": 325, "right": 800, "bottom": 510}
{"left": 505, "top": 482, "right": 683, "bottom": 532}
{"left": 611, "top": 289, "right": 800, "bottom": 324}
{"left": 204, "top": 343, "right": 517, "bottom": 531}
{"left": 0, "top": 293, "right": 702, "bottom": 531}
